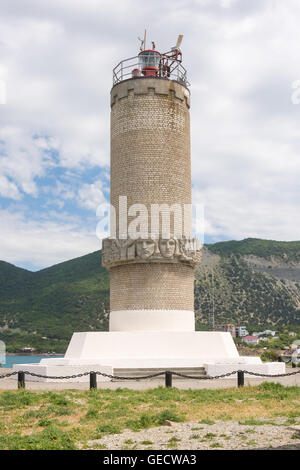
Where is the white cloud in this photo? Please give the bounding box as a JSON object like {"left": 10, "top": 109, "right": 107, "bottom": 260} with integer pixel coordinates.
{"left": 194, "top": 185, "right": 300, "bottom": 241}
{"left": 0, "top": 175, "right": 21, "bottom": 200}
{"left": 0, "top": 127, "right": 50, "bottom": 196}
{"left": 1, "top": 0, "right": 300, "bottom": 268}
{"left": 78, "top": 180, "right": 107, "bottom": 210}
{"left": 220, "top": 0, "right": 237, "bottom": 8}
{"left": 0, "top": 208, "right": 101, "bottom": 268}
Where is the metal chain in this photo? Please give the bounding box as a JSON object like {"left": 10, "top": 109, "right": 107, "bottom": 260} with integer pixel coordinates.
{"left": 95, "top": 371, "right": 165, "bottom": 380}
{"left": 241, "top": 369, "right": 300, "bottom": 378}
{"left": 0, "top": 371, "right": 18, "bottom": 379}
{"left": 0, "top": 368, "right": 299, "bottom": 380}
{"left": 171, "top": 370, "right": 238, "bottom": 380}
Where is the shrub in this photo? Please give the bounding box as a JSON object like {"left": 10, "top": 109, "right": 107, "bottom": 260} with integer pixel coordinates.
{"left": 260, "top": 350, "right": 279, "bottom": 362}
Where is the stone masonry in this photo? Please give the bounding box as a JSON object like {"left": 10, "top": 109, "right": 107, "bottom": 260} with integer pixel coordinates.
{"left": 102, "top": 77, "right": 202, "bottom": 331}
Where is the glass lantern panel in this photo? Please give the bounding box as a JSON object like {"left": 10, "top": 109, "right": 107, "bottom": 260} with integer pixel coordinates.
{"left": 139, "top": 51, "right": 160, "bottom": 69}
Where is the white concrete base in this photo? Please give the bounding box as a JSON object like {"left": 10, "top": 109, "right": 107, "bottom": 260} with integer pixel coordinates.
{"left": 12, "top": 364, "right": 112, "bottom": 383}
{"left": 64, "top": 331, "right": 239, "bottom": 363}
{"left": 109, "top": 310, "right": 195, "bottom": 331}
{"left": 204, "top": 361, "right": 286, "bottom": 378}
{"left": 12, "top": 331, "right": 285, "bottom": 381}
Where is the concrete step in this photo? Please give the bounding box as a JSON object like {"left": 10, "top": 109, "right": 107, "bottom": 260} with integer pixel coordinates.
{"left": 112, "top": 366, "right": 207, "bottom": 380}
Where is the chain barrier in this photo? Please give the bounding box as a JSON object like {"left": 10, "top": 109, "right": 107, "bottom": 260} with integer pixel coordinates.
{"left": 0, "top": 371, "right": 18, "bottom": 379}
{"left": 0, "top": 369, "right": 299, "bottom": 380}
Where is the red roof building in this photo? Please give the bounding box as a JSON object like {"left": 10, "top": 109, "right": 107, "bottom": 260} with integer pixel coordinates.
{"left": 242, "top": 335, "right": 260, "bottom": 345}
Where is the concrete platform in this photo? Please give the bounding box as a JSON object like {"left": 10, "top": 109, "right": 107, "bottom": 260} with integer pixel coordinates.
{"left": 12, "top": 331, "right": 285, "bottom": 381}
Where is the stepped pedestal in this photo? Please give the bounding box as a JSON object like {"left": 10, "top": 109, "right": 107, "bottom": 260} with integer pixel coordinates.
{"left": 12, "top": 331, "right": 285, "bottom": 381}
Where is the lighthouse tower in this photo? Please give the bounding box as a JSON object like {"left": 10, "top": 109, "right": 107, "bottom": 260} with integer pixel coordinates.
{"left": 13, "top": 37, "right": 285, "bottom": 380}
{"left": 102, "top": 36, "right": 201, "bottom": 332}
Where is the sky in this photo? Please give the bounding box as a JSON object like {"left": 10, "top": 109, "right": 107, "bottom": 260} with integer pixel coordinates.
{"left": 0, "top": 0, "right": 300, "bottom": 271}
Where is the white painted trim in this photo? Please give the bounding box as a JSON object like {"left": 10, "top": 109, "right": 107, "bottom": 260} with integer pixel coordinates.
{"left": 109, "top": 309, "right": 195, "bottom": 331}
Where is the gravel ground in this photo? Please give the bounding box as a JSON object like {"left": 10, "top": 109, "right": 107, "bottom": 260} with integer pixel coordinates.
{"left": 86, "top": 421, "right": 300, "bottom": 450}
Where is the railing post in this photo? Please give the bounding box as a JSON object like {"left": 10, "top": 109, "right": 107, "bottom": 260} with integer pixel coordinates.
{"left": 90, "top": 372, "right": 97, "bottom": 390}
{"left": 165, "top": 371, "right": 172, "bottom": 388}
{"left": 18, "top": 371, "right": 25, "bottom": 389}
{"left": 237, "top": 370, "right": 244, "bottom": 387}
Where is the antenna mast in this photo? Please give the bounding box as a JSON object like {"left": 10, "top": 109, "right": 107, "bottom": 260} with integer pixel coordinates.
{"left": 138, "top": 29, "right": 147, "bottom": 52}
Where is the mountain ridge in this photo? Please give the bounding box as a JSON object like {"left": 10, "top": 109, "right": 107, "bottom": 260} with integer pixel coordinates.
{"left": 0, "top": 238, "right": 299, "bottom": 352}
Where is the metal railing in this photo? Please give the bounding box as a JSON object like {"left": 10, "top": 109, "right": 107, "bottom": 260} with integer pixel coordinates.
{"left": 0, "top": 368, "right": 299, "bottom": 390}
{"left": 112, "top": 55, "right": 190, "bottom": 89}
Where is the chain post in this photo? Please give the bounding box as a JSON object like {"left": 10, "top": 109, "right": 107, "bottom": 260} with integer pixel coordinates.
{"left": 18, "top": 371, "right": 25, "bottom": 389}
{"left": 165, "top": 371, "right": 172, "bottom": 388}
{"left": 90, "top": 372, "right": 97, "bottom": 390}
{"left": 237, "top": 370, "right": 244, "bottom": 387}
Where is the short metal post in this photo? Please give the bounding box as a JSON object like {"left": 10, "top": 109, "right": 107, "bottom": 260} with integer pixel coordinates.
{"left": 18, "top": 371, "right": 25, "bottom": 389}
{"left": 90, "top": 372, "right": 97, "bottom": 390}
{"left": 165, "top": 371, "right": 172, "bottom": 388}
{"left": 237, "top": 370, "right": 244, "bottom": 387}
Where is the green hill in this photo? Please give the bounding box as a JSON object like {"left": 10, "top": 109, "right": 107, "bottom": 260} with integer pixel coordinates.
{"left": 0, "top": 252, "right": 109, "bottom": 352}
{"left": 0, "top": 238, "right": 299, "bottom": 353}
{"left": 195, "top": 240, "right": 300, "bottom": 328}
{"left": 208, "top": 238, "right": 300, "bottom": 261}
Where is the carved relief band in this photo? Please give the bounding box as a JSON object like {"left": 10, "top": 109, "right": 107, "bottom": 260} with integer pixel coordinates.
{"left": 102, "top": 237, "right": 202, "bottom": 269}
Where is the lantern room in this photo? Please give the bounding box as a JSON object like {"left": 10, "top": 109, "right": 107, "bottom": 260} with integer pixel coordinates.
{"left": 112, "top": 34, "right": 190, "bottom": 88}
{"left": 138, "top": 49, "right": 161, "bottom": 77}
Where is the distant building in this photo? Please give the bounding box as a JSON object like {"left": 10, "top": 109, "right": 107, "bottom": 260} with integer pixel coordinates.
{"left": 242, "top": 336, "right": 260, "bottom": 345}
{"left": 215, "top": 324, "right": 237, "bottom": 337}
{"left": 214, "top": 325, "right": 249, "bottom": 338}
{"left": 214, "top": 324, "right": 249, "bottom": 338}
{"left": 236, "top": 326, "right": 248, "bottom": 337}
{"left": 19, "top": 347, "right": 35, "bottom": 353}
{"left": 263, "top": 330, "right": 277, "bottom": 337}
{"left": 253, "top": 330, "right": 277, "bottom": 338}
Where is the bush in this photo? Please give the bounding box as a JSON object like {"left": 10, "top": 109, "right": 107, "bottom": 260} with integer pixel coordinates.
{"left": 260, "top": 350, "right": 279, "bottom": 362}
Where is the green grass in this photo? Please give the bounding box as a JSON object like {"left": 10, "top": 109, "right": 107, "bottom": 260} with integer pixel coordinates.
{"left": 167, "top": 436, "right": 181, "bottom": 449}
{"left": 203, "top": 433, "right": 217, "bottom": 439}
{"left": 210, "top": 442, "right": 222, "bottom": 448}
{"left": 198, "top": 419, "right": 215, "bottom": 425}
{"left": 246, "top": 440, "right": 257, "bottom": 446}
{"left": 0, "top": 383, "right": 299, "bottom": 450}
{"left": 0, "top": 425, "right": 76, "bottom": 450}
{"left": 238, "top": 418, "right": 276, "bottom": 426}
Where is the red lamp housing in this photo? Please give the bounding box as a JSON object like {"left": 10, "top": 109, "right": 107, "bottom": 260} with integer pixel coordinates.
{"left": 138, "top": 49, "right": 161, "bottom": 77}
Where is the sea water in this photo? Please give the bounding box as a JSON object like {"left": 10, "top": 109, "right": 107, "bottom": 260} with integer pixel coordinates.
{"left": 2, "top": 355, "right": 63, "bottom": 368}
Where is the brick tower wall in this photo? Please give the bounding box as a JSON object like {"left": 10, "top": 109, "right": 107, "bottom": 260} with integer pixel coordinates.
{"left": 110, "top": 78, "right": 192, "bottom": 235}
{"left": 107, "top": 77, "right": 196, "bottom": 331}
